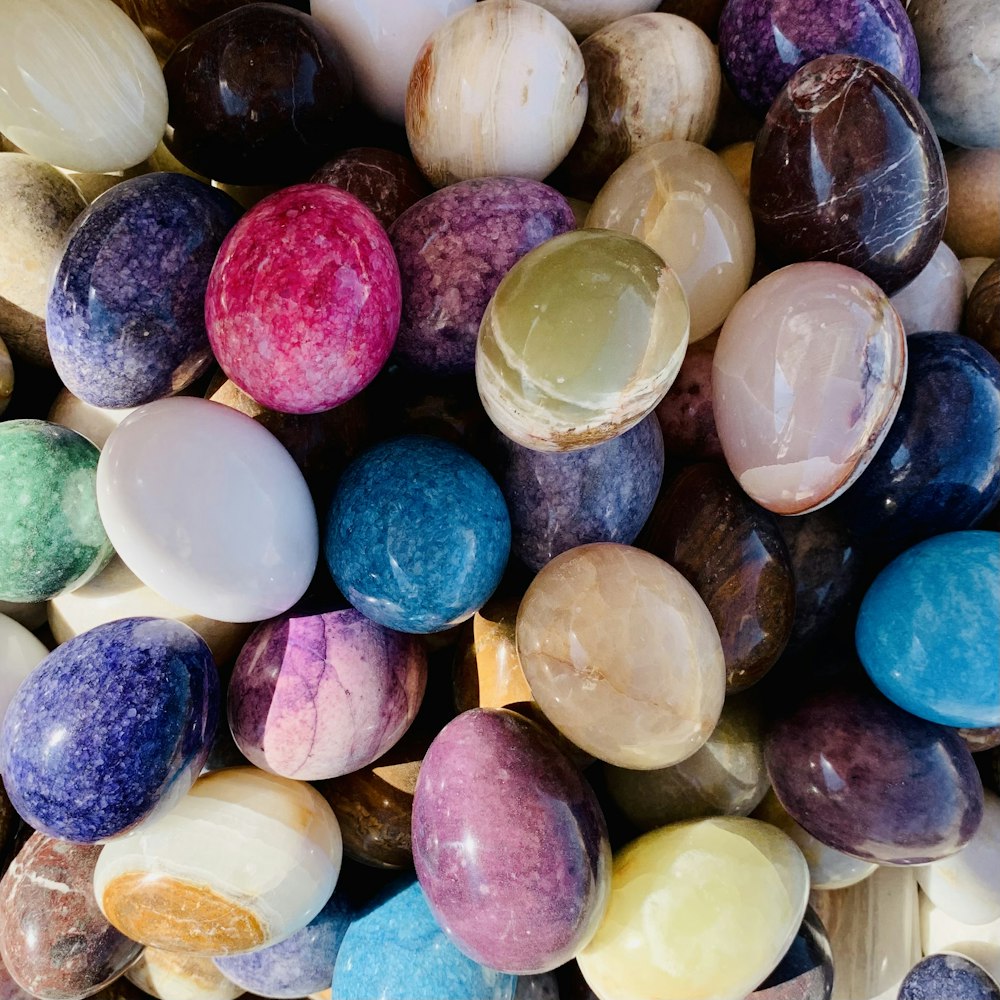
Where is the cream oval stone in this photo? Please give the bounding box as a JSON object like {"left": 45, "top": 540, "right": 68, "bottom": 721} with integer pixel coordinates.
{"left": 126, "top": 948, "right": 244, "bottom": 1000}
{"left": 0, "top": 613, "right": 49, "bottom": 750}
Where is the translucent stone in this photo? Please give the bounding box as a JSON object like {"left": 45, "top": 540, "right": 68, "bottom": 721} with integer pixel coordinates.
{"left": 127, "top": 948, "right": 244, "bottom": 1000}
{"left": 920, "top": 892, "right": 1000, "bottom": 984}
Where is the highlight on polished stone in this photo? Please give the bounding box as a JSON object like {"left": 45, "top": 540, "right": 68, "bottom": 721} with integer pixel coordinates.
{"left": 126, "top": 948, "right": 243, "bottom": 1000}
{"left": 0, "top": 613, "right": 48, "bottom": 744}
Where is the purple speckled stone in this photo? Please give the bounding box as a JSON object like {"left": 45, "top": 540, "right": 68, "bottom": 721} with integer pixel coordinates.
{"left": 899, "top": 954, "right": 1000, "bottom": 1000}
{"left": 654, "top": 335, "right": 723, "bottom": 460}
{"left": 228, "top": 607, "right": 427, "bottom": 781}
{"left": 412, "top": 708, "right": 611, "bottom": 975}
{"left": 718, "top": 0, "right": 920, "bottom": 115}
{"left": 389, "top": 177, "right": 576, "bottom": 375}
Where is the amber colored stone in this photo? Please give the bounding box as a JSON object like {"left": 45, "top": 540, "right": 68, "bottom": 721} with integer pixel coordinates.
{"left": 654, "top": 333, "right": 723, "bottom": 461}
{"left": 944, "top": 149, "right": 1000, "bottom": 260}
{"left": 453, "top": 597, "right": 531, "bottom": 712}
{"left": 966, "top": 259, "right": 1000, "bottom": 363}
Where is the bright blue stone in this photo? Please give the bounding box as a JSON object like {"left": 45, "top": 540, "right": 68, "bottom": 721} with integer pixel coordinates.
{"left": 856, "top": 531, "right": 1000, "bottom": 728}
{"left": 0, "top": 617, "right": 219, "bottom": 842}
{"left": 324, "top": 435, "right": 510, "bottom": 633}
{"left": 331, "top": 879, "right": 517, "bottom": 1000}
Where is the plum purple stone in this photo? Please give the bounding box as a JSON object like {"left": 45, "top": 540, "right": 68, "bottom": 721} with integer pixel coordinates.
{"left": 228, "top": 607, "right": 427, "bottom": 781}
{"left": 765, "top": 686, "right": 983, "bottom": 865}
{"left": 389, "top": 177, "right": 576, "bottom": 375}
{"left": 898, "top": 954, "right": 1000, "bottom": 1000}
{"left": 412, "top": 708, "right": 611, "bottom": 974}
{"left": 719, "top": 0, "right": 920, "bottom": 114}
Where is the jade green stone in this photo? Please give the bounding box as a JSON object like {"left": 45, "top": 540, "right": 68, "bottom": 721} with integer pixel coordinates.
{"left": 0, "top": 420, "right": 113, "bottom": 602}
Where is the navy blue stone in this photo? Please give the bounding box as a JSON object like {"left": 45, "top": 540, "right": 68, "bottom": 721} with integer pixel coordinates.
{"left": 898, "top": 954, "right": 1000, "bottom": 1000}
{"left": 496, "top": 413, "right": 664, "bottom": 572}
{"left": 748, "top": 907, "right": 833, "bottom": 1000}
{"left": 0, "top": 617, "right": 219, "bottom": 843}
{"left": 46, "top": 172, "right": 241, "bottom": 409}
{"left": 324, "top": 435, "right": 510, "bottom": 634}
{"left": 331, "top": 879, "right": 517, "bottom": 1000}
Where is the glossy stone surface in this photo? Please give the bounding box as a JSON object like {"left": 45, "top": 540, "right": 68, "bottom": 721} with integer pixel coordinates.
{"left": 127, "top": 948, "right": 243, "bottom": 1000}
{"left": 331, "top": 879, "right": 517, "bottom": 999}
{"left": 751, "top": 56, "right": 947, "bottom": 294}
{"left": 0, "top": 615, "right": 47, "bottom": 749}
{"left": 0, "top": 618, "right": 218, "bottom": 843}
{"left": 477, "top": 230, "right": 689, "bottom": 451}
{"left": 453, "top": 598, "right": 532, "bottom": 712}
{"left": 324, "top": 436, "right": 510, "bottom": 633}
{"left": 406, "top": 1, "right": 586, "bottom": 188}
{"left": 516, "top": 543, "right": 726, "bottom": 769}
{"left": 0, "top": 834, "right": 141, "bottom": 1000}
{"left": 94, "top": 768, "right": 342, "bottom": 956}
{"left": 747, "top": 907, "right": 834, "bottom": 1000}
{"left": 47, "top": 390, "right": 136, "bottom": 449}
{"left": 962, "top": 726, "right": 1000, "bottom": 753}
{"left": 497, "top": 413, "right": 664, "bottom": 572}
{"left": 902, "top": 956, "right": 1000, "bottom": 1000}
{"left": 889, "top": 242, "right": 965, "bottom": 335}
{"left": 712, "top": 263, "right": 907, "bottom": 514}
{"left": 390, "top": 177, "right": 576, "bottom": 375}
{"left": 654, "top": 334, "right": 723, "bottom": 460}
{"left": 577, "top": 818, "right": 809, "bottom": 1000}
{"left": 920, "top": 897, "right": 1000, "bottom": 986}
{"left": 640, "top": 462, "right": 795, "bottom": 691}
{"left": 163, "top": 4, "right": 353, "bottom": 184}
{"left": 765, "top": 686, "right": 984, "bottom": 864}
{"left": 718, "top": 0, "right": 918, "bottom": 115}
{"left": 968, "top": 259, "right": 1000, "bottom": 362}
{"left": 229, "top": 608, "right": 426, "bottom": 780}
{"left": 47, "top": 174, "right": 240, "bottom": 409}
{"left": 946, "top": 150, "right": 1000, "bottom": 259}
{"left": 0, "top": 421, "right": 112, "bottom": 603}
{"left": 412, "top": 709, "right": 610, "bottom": 974}
{"left": 97, "top": 398, "right": 318, "bottom": 623}
{"left": 0, "top": 0, "right": 167, "bottom": 173}
{"left": 0, "top": 958, "right": 34, "bottom": 1000}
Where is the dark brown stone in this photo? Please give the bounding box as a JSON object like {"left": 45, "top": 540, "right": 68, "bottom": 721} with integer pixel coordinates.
{"left": 654, "top": 334, "right": 723, "bottom": 461}
{"left": 965, "top": 258, "right": 1000, "bottom": 363}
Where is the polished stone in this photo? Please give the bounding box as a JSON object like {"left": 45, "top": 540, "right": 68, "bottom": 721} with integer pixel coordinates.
{"left": 889, "top": 242, "right": 965, "bottom": 335}
{"left": 945, "top": 149, "right": 1000, "bottom": 259}
{"left": 126, "top": 948, "right": 244, "bottom": 1000}
{"left": 654, "top": 334, "right": 723, "bottom": 460}
{"left": 532, "top": 0, "right": 659, "bottom": 36}
{"left": 0, "top": 339, "right": 10, "bottom": 415}
{"left": 0, "top": 614, "right": 47, "bottom": 749}
{"left": 920, "top": 895, "right": 1000, "bottom": 986}
{"left": 747, "top": 907, "right": 834, "bottom": 1000}
{"left": 968, "top": 259, "right": 1000, "bottom": 362}
{"left": 47, "top": 389, "right": 135, "bottom": 449}
{"left": 453, "top": 597, "right": 533, "bottom": 712}
{"left": 899, "top": 955, "right": 1000, "bottom": 1000}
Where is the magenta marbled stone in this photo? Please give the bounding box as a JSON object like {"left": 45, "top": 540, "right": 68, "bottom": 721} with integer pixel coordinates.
{"left": 205, "top": 184, "right": 401, "bottom": 414}
{"left": 412, "top": 708, "right": 611, "bottom": 975}
{"left": 228, "top": 608, "right": 426, "bottom": 781}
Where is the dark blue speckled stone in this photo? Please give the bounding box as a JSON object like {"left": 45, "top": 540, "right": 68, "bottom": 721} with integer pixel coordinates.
{"left": 47, "top": 172, "right": 241, "bottom": 409}
{"left": 325, "top": 435, "right": 510, "bottom": 633}
{"left": 899, "top": 954, "right": 1000, "bottom": 1000}
{"left": 331, "top": 879, "right": 517, "bottom": 1000}
{"left": 497, "top": 413, "right": 663, "bottom": 572}
{"left": 0, "top": 617, "right": 219, "bottom": 843}
{"left": 215, "top": 891, "right": 353, "bottom": 999}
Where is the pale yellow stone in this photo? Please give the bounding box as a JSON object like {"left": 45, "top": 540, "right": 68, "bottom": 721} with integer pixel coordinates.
{"left": 126, "top": 947, "right": 244, "bottom": 1000}
{"left": 920, "top": 890, "right": 1000, "bottom": 983}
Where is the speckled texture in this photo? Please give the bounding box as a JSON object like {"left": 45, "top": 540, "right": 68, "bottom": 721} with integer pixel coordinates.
{"left": 331, "top": 879, "right": 517, "bottom": 999}
{"left": 899, "top": 954, "right": 1000, "bottom": 1000}
{"left": 324, "top": 436, "right": 510, "bottom": 633}
{"left": 390, "top": 177, "right": 576, "bottom": 375}
{"left": 412, "top": 709, "right": 611, "bottom": 974}
{"left": 0, "top": 834, "right": 141, "bottom": 1000}
{"left": 205, "top": 184, "right": 401, "bottom": 414}
{"left": 0, "top": 617, "right": 218, "bottom": 843}
{"left": 47, "top": 173, "right": 240, "bottom": 409}
{"left": 751, "top": 55, "right": 947, "bottom": 295}
{"left": 747, "top": 907, "right": 833, "bottom": 1000}
{"left": 496, "top": 412, "right": 663, "bottom": 572}
{"left": 229, "top": 608, "right": 426, "bottom": 780}
{"left": 654, "top": 335, "right": 723, "bottom": 460}
{"left": 0, "top": 420, "right": 112, "bottom": 603}
{"left": 765, "top": 686, "right": 984, "bottom": 864}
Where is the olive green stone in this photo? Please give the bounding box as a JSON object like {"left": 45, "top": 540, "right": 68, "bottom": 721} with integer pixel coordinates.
{"left": 0, "top": 419, "right": 113, "bottom": 602}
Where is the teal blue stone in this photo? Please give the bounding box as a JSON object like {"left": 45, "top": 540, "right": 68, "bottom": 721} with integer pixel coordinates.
{"left": 856, "top": 531, "right": 1000, "bottom": 728}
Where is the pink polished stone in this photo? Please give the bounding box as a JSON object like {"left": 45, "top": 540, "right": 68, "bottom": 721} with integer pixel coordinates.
{"left": 713, "top": 262, "right": 907, "bottom": 515}
{"left": 205, "top": 184, "right": 401, "bottom": 414}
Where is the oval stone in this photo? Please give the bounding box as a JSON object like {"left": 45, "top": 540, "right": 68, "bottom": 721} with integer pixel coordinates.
{"left": 747, "top": 907, "right": 834, "bottom": 1000}
{"left": 899, "top": 954, "right": 1000, "bottom": 1000}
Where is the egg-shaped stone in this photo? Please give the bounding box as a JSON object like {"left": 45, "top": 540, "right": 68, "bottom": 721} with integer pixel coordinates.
{"left": 889, "top": 242, "right": 966, "bottom": 335}
{"left": 0, "top": 614, "right": 48, "bottom": 747}
{"left": 126, "top": 949, "right": 243, "bottom": 1000}
{"left": 747, "top": 907, "right": 835, "bottom": 1000}
{"left": 531, "top": 0, "right": 660, "bottom": 38}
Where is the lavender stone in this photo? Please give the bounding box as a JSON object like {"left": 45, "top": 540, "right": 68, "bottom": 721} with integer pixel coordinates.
{"left": 898, "top": 954, "right": 1000, "bottom": 1000}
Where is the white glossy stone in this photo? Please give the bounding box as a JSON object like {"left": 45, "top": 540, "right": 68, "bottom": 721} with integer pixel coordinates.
{"left": 0, "top": 600, "right": 47, "bottom": 632}
{"left": 0, "top": 0, "right": 168, "bottom": 173}
{"left": 920, "top": 892, "right": 1000, "bottom": 983}
{"left": 0, "top": 613, "right": 48, "bottom": 749}
{"left": 530, "top": 0, "right": 660, "bottom": 37}
{"left": 96, "top": 397, "right": 318, "bottom": 624}
{"left": 890, "top": 241, "right": 966, "bottom": 335}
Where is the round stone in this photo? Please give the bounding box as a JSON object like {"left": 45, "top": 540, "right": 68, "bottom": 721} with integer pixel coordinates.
{"left": 127, "top": 949, "right": 243, "bottom": 1000}
{"left": 889, "top": 242, "right": 966, "bottom": 336}
{"left": 899, "top": 954, "right": 1000, "bottom": 1000}
{"left": 747, "top": 907, "right": 834, "bottom": 1000}
{"left": 0, "top": 614, "right": 48, "bottom": 748}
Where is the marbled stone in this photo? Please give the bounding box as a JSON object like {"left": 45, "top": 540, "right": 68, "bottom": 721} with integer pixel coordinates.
{"left": 0, "top": 957, "right": 33, "bottom": 1000}
{"left": 532, "top": 0, "right": 660, "bottom": 37}
{"left": 390, "top": 177, "right": 576, "bottom": 375}
{"left": 890, "top": 241, "right": 965, "bottom": 335}
{"left": 765, "top": 686, "right": 984, "bottom": 864}
{"left": 47, "top": 390, "right": 135, "bottom": 449}
{"left": 453, "top": 597, "right": 533, "bottom": 712}
{"left": 97, "top": 398, "right": 319, "bottom": 624}
{"left": 412, "top": 709, "right": 611, "bottom": 974}
{"left": 324, "top": 435, "right": 510, "bottom": 633}
{"left": 962, "top": 726, "right": 1000, "bottom": 753}
{"left": 206, "top": 184, "right": 400, "bottom": 414}
{"left": 967, "top": 259, "right": 1000, "bottom": 362}
{"left": 0, "top": 0, "right": 167, "bottom": 173}
{"left": 712, "top": 262, "right": 907, "bottom": 515}
{"left": 577, "top": 818, "right": 809, "bottom": 1000}
{"left": 640, "top": 462, "right": 795, "bottom": 691}
{"left": 126, "top": 948, "right": 243, "bottom": 1000}
{"left": 477, "top": 230, "right": 689, "bottom": 451}
{"left": 229, "top": 608, "right": 426, "bottom": 780}
{"left": 920, "top": 895, "right": 1000, "bottom": 985}
{"left": 654, "top": 334, "right": 723, "bottom": 460}
{"left": 94, "top": 768, "right": 342, "bottom": 956}
{"left": 0, "top": 421, "right": 113, "bottom": 603}
{"left": 516, "top": 543, "right": 726, "bottom": 769}
{"left": 899, "top": 955, "right": 1000, "bottom": 1000}
{"left": 747, "top": 907, "right": 834, "bottom": 1000}
{"left": 0, "top": 615, "right": 47, "bottom": 749}
{"left": 0, "top": 618, "right": 218, "bottom": 843}
{"left": 163, "top": 4, "right": 354, "bottom": 184}
{"left": 0, "top": 834, "right": 141, "bottom": 1000}
{"left": 331, "top": 879, "right": 517, "bottom": 999}
{"left": 945, "top": 150, "right": 1000, "bottom": 259}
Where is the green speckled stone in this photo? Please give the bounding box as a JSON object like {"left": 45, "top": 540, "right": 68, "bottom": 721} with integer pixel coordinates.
{"left": 0, "top": 420, "right": 113, "bottom": 602}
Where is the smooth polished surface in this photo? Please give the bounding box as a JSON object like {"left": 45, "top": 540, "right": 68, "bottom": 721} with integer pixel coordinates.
{"left": 751, "top": 55, "right": 947, "bottom": 294}
{"left": 945, "top": 149, "right": 1000, "bottom": 259}
{"left": 968, "top": 259, "right": 1000, "bottom": 362}
{"left": 0, "top": 0, "right": 167, "bottom": 172}
{"left": 127, "top": 948, "right": 243, "bottom": 1000}
{"left": 47, "top": 390, "right": 135, "bottom": 450}
{"left": 0, "top": 339, "right": 9, "bottom": 415}
{"left": 889, "top": 242, "right": 966, "bottom": 335}
{"left": 577, "top": 818, "right": 809, "bottom": 1000}
{"left": 0, "top": 615, "right": 48, "bottom": 750}
{"left": 712, "top": 263, "right": 907, "bottom": 514}
{"left": 97, "top": 398, "right": 318, "bottom": 623}
{"left": 921, "top": 895, "right": 1000, "bottom": 984}
{"left": 532, "top": 0, "right": 659, "bottom": 36}
{"left": 413, "top": 710, "right": 610, "bottom": 974}
{"left": 899, "top": 955, "right": 1000, "bottom": 1000}
{"left": 516, "top": 543, "right": 725, "bottom": 769}
{"left": 747, "top": 907, "right": 834, "bottom": 1000}
{"left": 477, "top": 230, "right": 689, "bottom": 451}
{"left": 654, "top": 334, "right": 723, "bottom": 460}
{"left": 405, "top": 1, "right": 586, "bottom": 187}
{"left": 453, "top": 598, "right": 532, "bottom": 712}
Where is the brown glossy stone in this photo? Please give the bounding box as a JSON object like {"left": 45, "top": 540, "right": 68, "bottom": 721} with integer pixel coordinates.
{"left": 639, "top": 462, "right": 795, "bottom": 691}
{"left": 959, "top": 725, "right": 1000, "bottom": 754}
{"left": 944, "top": 149, "right": 1000, "bottom": 259}
{"left": 966, "top": 259, "right": 1000, "bottom": 362}
{"left": 653, "top": 333, "right": 723, "bottom": 460}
